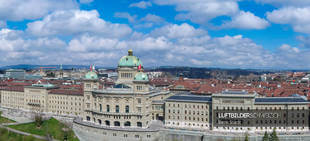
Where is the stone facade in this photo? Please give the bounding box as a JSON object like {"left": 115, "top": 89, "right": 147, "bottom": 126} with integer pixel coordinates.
{"left": 165, "top": 90, "right": 309, "bottom": 133}
{"left": 0, "top": 84, "right": 84, "bottom": 117}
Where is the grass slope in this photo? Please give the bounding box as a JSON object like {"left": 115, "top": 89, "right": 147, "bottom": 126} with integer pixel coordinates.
{"left": 9, "top": 118, "right": 79, "bottom": 141}
{"left": 0, "top": 111, "right": 15, "bottom": 124}
{"left": 0, "top": 128, "right": 44, "bottom": 141}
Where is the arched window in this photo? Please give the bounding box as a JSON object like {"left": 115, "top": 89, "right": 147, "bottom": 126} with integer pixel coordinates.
{"left": 105, "top": 120, "right": 110, "bottom": 126}
{"left": 106, "top": 105, "right": 110, "bottom": 112}
{"left": 86, "top": 116, "right": 90, "bottom": 121}
{"left": 137, "top": 122, "right": 142, "bottom": 127}
{"left": 116, "top": 105, "right": 119, "bottom": 113}
{"left": 98, "top": 119, "right": 102, "bottom": 125}
{"left": 124, "top": 121, "right": 131, "bottom": 126}
{"left": 125, "top": 105, "right": 129, "bottom": 113}
{"left": 114, "top": 121, "right": 120, "bottom": 126}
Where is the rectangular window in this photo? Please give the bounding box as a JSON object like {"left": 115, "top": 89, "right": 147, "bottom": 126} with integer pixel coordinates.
{"left": 137, "top": 98, "right": 141, "bottom": 104}
{"left": 107, "top": 105, "right": 110, "bottom": 112}
{"left": 86, "top": 84, "right": 91, "bottom": 88}
{"left": 116, "top": 105, "right": 119, "bottom": 113}
{"left": 125, "top": 105, "right": 129, "bottom": 113}
{"left": 138, "top": 107, "right": 141, "bottom": 113}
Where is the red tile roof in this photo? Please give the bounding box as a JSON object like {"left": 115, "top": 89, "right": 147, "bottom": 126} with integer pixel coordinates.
{"left": 0, "top": 86, "right": 24, "bottom": 92}
{"left": 49, "top": 89, "right": 83, "bottom": 96}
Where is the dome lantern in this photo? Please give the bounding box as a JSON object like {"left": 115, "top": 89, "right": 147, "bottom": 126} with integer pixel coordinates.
{"left": 128, "top": 49, "right": 133, "bottom": 56}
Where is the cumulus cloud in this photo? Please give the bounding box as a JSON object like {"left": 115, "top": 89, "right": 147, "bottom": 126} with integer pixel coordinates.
{"left": 129, "top": 1, "right": 152, "bottom": 9}
{"left": 153, "top": 0, "right": 239, "bottom": 24}
{"left": 141, "top": 14, "right": 165, "bottom": 23}
{"left": 275, "top": 44, "right": 310, "bottom": 68}
{"left": 114, "top": 12, "right": 137, "bottom": 23}
{"left": 267, "top": 7, "right": 310, "bottom": 33}
{"left": 279, "top": 44, "right": 299, "bottom": 53}
{"left": 151, "top": 23, "right": 207, "bottom": 39}
{"left": 255, "top": 0, "right": 310, "bottom": 7}
{"left": 114, "top": 13, "right": 166, "bottom": 28}
{"left": 1, "top": 16, "right": 309, "bottom": 69}
{"left": 297, "top": 36, "right": 310, "bottom": 48}
{"left": 68, "top": 34, "right": 126, "bottom": 52}
{"left": 0, "top": 28, "right": 68, "bottom": 65}
{"left": 0, "top": 0, "right": 78, "bottom": 21}
{"left": 65, "top": 23, "right": 280, "bottom": 68}
{"left": 27, "top": 10, "right": 132, "bottom": 37}
{"left": 153, "top": 0, "right": 267, "bottom": 30}
{"left": 222, "top": 11, "right": 270, "bottom": 29}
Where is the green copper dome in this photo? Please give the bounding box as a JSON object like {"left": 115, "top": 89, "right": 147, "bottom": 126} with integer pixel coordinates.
{"left": 118, "top": 50, "right": 143, "bottom": 67}
{"left": 85, "top": 71, "right": 98, "bottom": 79}
{"left": 134, "top": 72, "right": 149, "bottom": 81}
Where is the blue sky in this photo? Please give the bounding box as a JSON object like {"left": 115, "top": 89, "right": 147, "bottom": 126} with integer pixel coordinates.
{"left": 0, "top": 0, "right": 310, "bottom": 69}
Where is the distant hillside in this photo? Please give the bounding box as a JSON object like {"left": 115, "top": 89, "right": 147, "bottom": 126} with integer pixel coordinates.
{"left": 149, "top": 66, "right": 273, "bottom": 79}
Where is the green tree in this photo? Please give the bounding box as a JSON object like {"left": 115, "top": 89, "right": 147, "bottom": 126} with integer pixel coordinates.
{"left": 269, "top": 128, "right": 279, "bottom": 141}
{"left": 263, "top": 131, "right": 269, "bottom": 141}
{"left": 34, "top": 114, "right": 43, "bottom": 128}
{"left": 244, "top": 133, "right": 249, "bottom": 141}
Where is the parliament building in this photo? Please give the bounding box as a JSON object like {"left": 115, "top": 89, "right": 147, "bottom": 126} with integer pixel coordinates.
{"left": 0, "top": 50, "right": 309, "bottom": 141}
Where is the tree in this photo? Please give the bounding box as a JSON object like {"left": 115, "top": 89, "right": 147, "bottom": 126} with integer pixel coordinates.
{"left": 244, "top": 133, "right": 249, "bottom": 141}
{"left": 263, "top": 131, "right": 269, "bottom": 141}
{"left": 269, "top": 128, "right": 279, "bottom": 141}
{"left": 34, "top": 114, "right": 43, "bottom": 128}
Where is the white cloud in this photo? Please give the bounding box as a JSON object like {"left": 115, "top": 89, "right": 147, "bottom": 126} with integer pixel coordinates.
{"left": 297, "top": 36, "right": 310, "bottom": 48}
{"left": 0, "top": 0, "right": 78, "bottom": 21}
{"left": 153, "top": 0, "right": 267, "bottom": 30}
{"left": 0, "top": 28, "right": 68, "bottom": 65}
{"left": 141, "top": 14, "right": 165, "bottom": 23}
{"left": 151, "top": 23, "right": 207, "bottom": 39}
{"left": 153, "top": 0, "right": 239, "bottom": 24}
{"left": 267, "top": 7, "right": 310, "bottom": 33}
{"left": 27, "top": 10, "right": 132, "bottom": 37}
{"left": 222, "top": 11, "right": 270, "bottom": 29}
{"left": 1, "top": 18, "right": 309, "bottom": 69}
{"left": 68, "top": 34, "right": 125, "bottom": 52}
{"left": 115, "top": 13, "right": 165, "bottom": 28}
{"left": 279, "top": 44, "right": 300, "bottom": 53}
{"left": 127, "top": 36, "right": 172, "bottom": 50}
{"left": 129, "top": 1, "right": 152, "bottom": 9}
{"left": 256, "top": 0, "right": 310, "bottom": 7}
{"left": 79, "top": 0, "right": 93, "bottom": 4}
{"left": 114, "top": 12, "right": 137, "bottom": 23}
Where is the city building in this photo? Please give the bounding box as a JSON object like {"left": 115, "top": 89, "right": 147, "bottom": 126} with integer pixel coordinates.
{"left": 5, "top": 69, "right": 25, "bottom": 79}
{"left": 0, "top": 49, "right": 309, "bottom": 141}
{"left": 165, "top": 90, "right": 309, "bottom": 132}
